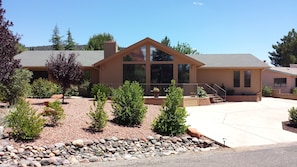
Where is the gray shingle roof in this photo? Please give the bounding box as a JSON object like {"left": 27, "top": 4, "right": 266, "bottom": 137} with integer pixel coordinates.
{"left": 187, "top": 54, "right": 270, "bottom": 68}
{"left": 15, "top": 50, "right": 104, "bottom": 67}
{"left": 268, "top": 67, "right": 297, "bottom": 76}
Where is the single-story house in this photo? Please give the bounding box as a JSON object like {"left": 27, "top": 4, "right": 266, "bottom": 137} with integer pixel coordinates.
{"left": 15, "top": 37, "right": 269, "bottom": 101}
{"left": 262, "top": 64, "right": 297, "bottom": 93}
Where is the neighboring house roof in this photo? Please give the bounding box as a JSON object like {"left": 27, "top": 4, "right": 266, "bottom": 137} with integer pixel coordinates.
{"left": 15, "top": 50, "right": 104, "bottom": 67}
{"left": 187, "top": 54, "right": 270, "bottom": 69}
{"left": 267, "top": 67, "right": 297, "bottom": 76}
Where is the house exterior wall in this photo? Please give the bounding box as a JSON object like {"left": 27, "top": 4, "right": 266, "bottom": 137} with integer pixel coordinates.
{"left": 197, "top": 68, "right": 262, "bottom": 95}
{"left": 262, "top": 69, "right": 296, "bottom": 93}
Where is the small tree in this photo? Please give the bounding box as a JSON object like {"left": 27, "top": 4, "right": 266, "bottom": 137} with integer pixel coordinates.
{"left": 153, "top": 80, "right": 189, "bottom": 136}
{"left": 288, "top": 107, "right": 297, "bottom": 127}
{"left": 0, "top": 69, "right": 32, "bottom": 106}
{"left": 46, "top": 52, "right": 82, "bottom": 103}
{"left": 4, "top": 99, "right": 45, "bottom": 140}
{"left": 87, "top": 89, "right": 108, "bottom": 131}
{"left": 112, "top": 81, "right": 147, "bottom": 126}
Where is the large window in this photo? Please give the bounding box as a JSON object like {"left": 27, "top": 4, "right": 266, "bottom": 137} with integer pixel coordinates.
{"left": 151, "top": 64, "right": 173, "bottom": 83}
{"left": 150, "top": 46, "right": 173, "bottom": 61}
{"left": 123, "top": 46, "right": 146, "bottom": 61}
{"left": 233, "top": 71, "right": 240, "bottom": 87}
{"left": 123, "top": 64, "right": 146, "bottom": 83}
{"left": 244, "top": 71, "right": 251, "bottom": 87}
{"left": 178, "top": 64, "right": 190, "bottom": 83}
{"left": 274, "top": 78, "right": 287, "bottom": 87}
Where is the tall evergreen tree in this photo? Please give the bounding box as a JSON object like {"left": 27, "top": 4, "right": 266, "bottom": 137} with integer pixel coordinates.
{"left": 50, "top": 25, "right": 63, "bottom": 50}
{"left": 269, "top": 28, "right": 297, "bottom": 67}
{"left": 0, "top": 0, "right": 21, "bottom": 84}
{"left": 64, "top": 29, "right": 76, "bottom": 50}
{"left": 161, "top": 36, "right": 171, "bottom": 47}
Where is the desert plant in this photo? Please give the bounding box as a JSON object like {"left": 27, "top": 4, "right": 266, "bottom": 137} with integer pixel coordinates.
{"left": 31, "top": 78, "right": 59, "bottom": 98}
{"left": 43, "top": 100, "right": 65, "bottom": 126}
{"left": 4, "top": 99, "right": 45, "bottom": 140}
{"left": 292, "top": 87, "right": 297, "bottom": 95}
{"left": 111, "top": 81, "right": 147, "bottom": 126}
{"left": 87, "top": 89, "right": 108, "bottom": 131}
{"left": 262, "top": 85, "right": 272, "bottom": 97}
{"left": 91, "top": 83, "right": 111, "bottom": 100}
{"left": 153, "top": 80, "right": 189, "bottom": 136}
{"left": 197, "top": 86, "right": 207, "bottom": 98}
{"left": 288, "top": 107, "right": 297, "bottom": 126}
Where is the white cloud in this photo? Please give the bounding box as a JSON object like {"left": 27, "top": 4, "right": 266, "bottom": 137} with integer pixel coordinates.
{"left": 193, "top": 1, "right": 204, "bottom": 6}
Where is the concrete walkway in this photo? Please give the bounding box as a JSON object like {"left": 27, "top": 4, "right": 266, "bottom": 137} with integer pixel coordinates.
{"left": 186, "top": 97, "right": 297, "bottom": 148}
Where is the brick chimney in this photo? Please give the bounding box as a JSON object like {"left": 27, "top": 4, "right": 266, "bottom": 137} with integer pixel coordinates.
{"left": 104, "top": 41, "right": 117, "bottom": 58}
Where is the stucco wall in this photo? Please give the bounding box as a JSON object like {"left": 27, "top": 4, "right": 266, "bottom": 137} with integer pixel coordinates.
{"left": 262, "top": 69, "right": 296, "bottom": 93}
{"left": 197, "top": 69, "right": 262, "bottom": 95}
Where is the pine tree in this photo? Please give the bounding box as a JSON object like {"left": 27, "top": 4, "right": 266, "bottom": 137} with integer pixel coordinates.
{"left": 50, "top": 25, "right": 63, "bottom": 50}
{"left": 65, "top": 29, "right": 76, "bottom": 50}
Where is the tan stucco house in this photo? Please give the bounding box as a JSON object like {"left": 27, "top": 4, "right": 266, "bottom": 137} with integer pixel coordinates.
{"left": 15, "top": 37, "right": 269, "bottom": 101}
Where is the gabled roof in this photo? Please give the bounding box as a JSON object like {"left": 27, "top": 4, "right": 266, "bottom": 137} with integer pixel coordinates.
{"left": 93, "top": 37, "right": 204, "bottom": 66}
{"left": 187, "top": 54, "right": 270, "bottom": 69}
{"left": 15, "top": 50, "right": 104, "bottom": 67}
{"left": 267, "top": 67, "right": 297, "bottom": 76}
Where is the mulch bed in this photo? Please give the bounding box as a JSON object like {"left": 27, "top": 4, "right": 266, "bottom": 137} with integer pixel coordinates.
{"left": 282, "top": 121, "right": 297, "bottom": 134}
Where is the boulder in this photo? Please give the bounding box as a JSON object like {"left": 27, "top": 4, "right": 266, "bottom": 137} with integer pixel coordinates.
{"left": 187, "top": 127, "right": 203, "bottom": 138}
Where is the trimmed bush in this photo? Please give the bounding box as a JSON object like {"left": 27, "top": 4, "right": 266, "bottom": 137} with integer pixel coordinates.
{"left": 65, "top": 85, "right": 79, "bottom": 97}
{"left": 288, "top": 107, "right": 297, "bottom": 126}
{"left": 78, "top": 80, "right": 92, "bottom": 97}
{"left": 87, "top": 89, "right": 108, "bottom": 131}
{"left": 43, "top": 100, "right": 65, "bottom": 126}
{"left": 31, "top": 78, "right": 59, "bottom": 98}
{"left": 91, "top": 84, "right": 111, "bottom": 100}
{"left": 153, "top": 80, "right": 189, "bottom": 136}
{"left": 0, "top": 69, "right": 32, "bottom": 106}
{"left": 111, "top": 81, "right": 147, "bottom": 126}
{"left": 262, "top": 85, "right": 272, "bottom": 97}
{"left": 4, "top": 99, "right": 45, "bottom": 140}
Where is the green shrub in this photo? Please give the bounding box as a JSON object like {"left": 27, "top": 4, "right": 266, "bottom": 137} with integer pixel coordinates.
{"left": 65, "top": 85, "right": 79, "bottom": 97}
{"left": 87, "top": 89, "right": 108, "bottom": 131}
{"left": 31, "top": 78, "right": 59, "bottom": 98}
{"left": 288, "top": 107, "right": 297, "bottom": 126}
{"left": 4, "top": 99, "right": 45, "bottom": 140}
{"left": 197, "top": 86, "right": 207, "bottom": 97}
{"left": 0, "top": 69, "right": 32, "bottom": 106}
{"left": 226, "top": 89, "right": 235, "bottom": 95}
{"left": 78, "top": 80, "right": 92, "bottom": 97}
{"left": 262, "top": 85, "right": 272, "bottom": 97}
{"left": 152, "top": 80, "right": 189, "bottom": 136}
{"left": 292, "top": 87, "right": 297, "bottom": 95}
{"left": 43, "top": 100, "right": 65, "bottom": 126}
{"left": 91, "top": 84, "right": 111, "bottom": 100}
{"left": 111, "top": 81, "right": 147, "bottom": 126}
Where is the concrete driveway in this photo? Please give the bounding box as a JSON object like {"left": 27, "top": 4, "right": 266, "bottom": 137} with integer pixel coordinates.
{"left": 186, "top": 97, "right": 297, "bottom": 148}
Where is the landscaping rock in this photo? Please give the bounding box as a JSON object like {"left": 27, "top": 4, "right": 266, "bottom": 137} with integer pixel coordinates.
{"left": 0, "top": 136, "right": 220, "bottom": 166}
{"left": 187, "top": 127, "right": 203, "bottom": 138}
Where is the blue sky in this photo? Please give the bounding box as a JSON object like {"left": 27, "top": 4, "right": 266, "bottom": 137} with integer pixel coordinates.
{"left": 3, "top": 0, "right": 297, "bottom": 64}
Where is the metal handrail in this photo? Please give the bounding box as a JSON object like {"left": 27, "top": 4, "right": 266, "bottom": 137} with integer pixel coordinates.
{"left": 213, "top": 84, "right": 226, "bottom": 101}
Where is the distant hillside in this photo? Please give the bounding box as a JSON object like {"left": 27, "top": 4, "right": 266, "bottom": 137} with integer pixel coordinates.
{"left": 26, "top": 45, "right": 87, "bottom": 50}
